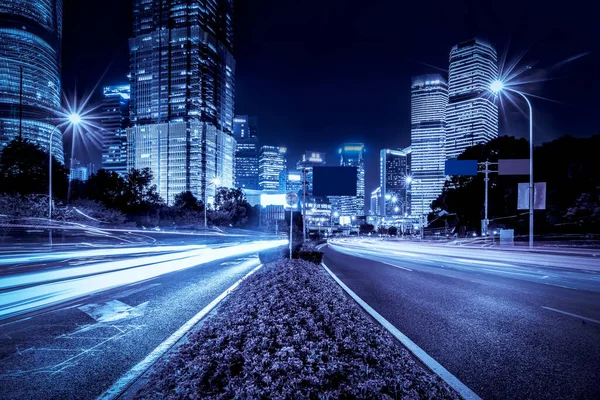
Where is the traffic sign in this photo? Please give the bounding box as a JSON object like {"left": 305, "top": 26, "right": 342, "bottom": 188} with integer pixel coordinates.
{"left": 285, "top": 192, "right": 299, "bottom": 207}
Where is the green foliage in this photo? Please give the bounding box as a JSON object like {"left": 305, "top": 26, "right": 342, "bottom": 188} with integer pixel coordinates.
{"left": 359, "top": 223, "right": 375, "bottom": 234}
{"left": 388, "top": 226, "right": 398, "bottom": 236}
{"left": 211, "top": 187, "right": 252, "bottom": 227}
{"left": 0, "top": 138, "right": 68, "bottom": 198}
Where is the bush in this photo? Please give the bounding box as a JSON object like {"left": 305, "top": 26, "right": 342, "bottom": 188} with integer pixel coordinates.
{"left": 134, "top": 260, "right": 458, "bottom": 399}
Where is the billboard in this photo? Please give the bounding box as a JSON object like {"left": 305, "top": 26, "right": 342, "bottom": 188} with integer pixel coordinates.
{"left": 312, "top": 167, "right": 357, "bottom": 196}
{"left": 445, "top": 159, "right": 478, "bottom": 176}
{"left": 517, "top": 182, "right": 547, "bottom": 210}
{"left": 498, "top": 159, "right": 530, "bottom": 175}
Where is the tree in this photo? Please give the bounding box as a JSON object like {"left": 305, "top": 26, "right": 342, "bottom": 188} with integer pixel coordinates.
{"left": 84, "top": 169, "right": 125, "bottom": 209}
{"left": 174, "top": 191, "right": 203, "bottom": 211}
{"left": 122, "top": 168, "right": 164, "bottom": 216}
{"left": 359, "top": 223, "right": 375, "bottom": 234}
{"left": 0, "top": 138, "right": 68, "bottom": 198}
{"left": 212, "top": 187, "right": 251, "bottom": 227}
{"left": 388, "top": 226, "right": 398, "bottom": 236}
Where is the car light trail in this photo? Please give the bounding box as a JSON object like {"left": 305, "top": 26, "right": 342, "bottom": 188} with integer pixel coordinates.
{"left": 0, "top": 239, "right": 287, "bottom": 320}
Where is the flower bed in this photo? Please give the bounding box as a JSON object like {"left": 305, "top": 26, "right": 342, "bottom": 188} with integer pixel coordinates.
{"left": 134, "top": 259, "right": 458, "bottom": 399}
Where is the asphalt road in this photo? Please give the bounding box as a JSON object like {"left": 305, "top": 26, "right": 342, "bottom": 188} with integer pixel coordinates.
{"left": 323, "top": 239, "right": 600, "bottom": 400}
{"left": 0, "top": 235, "right": 286, "bottom": 399}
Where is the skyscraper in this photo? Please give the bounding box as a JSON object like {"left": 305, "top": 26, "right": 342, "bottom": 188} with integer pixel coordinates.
{"left": 338, "top": 143, "right": 365, "bottom": 218}
{"left": 259, "top": 146, "right": 286, "bottom": 191}
{"left": 234, "top": 115, "right": 259, "bottom": 189}
{"left": 0, "top": 0, "right": 63, "bottom": 162}
{"left": 411, "top": 75, "right": 448, "bottom": 216}
{"left": 296, "top": 151, "right": 326, "bottom": 196}
{"left": 127, "top": 0, "right": 236, "bottom": 204}
{"left": 380, "top": 147, "right": 411, "bottom": 217}
{"left": 101, "top": 84, "right": 130, "bottom": 176}
{"left": 446, "top": 38, "right": 498, "bottom": 159}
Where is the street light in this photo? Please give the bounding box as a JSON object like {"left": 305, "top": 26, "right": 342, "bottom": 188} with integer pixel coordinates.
{"left": 490, "top": 79, "right": 534, "bottom": 248}
{"left": 204, "top": 176, "right": 221, "bottom": 229}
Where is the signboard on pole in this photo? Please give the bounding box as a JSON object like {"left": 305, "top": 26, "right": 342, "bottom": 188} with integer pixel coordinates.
{"left": 498, "top": 159, "right": 530, "bottom": 175}
{"left": 518, "top": 182, "right": 547, "bottom": 210}
{"left": 444, "top": 159, "right": 478, "bottom": 176}
{"left": 285, "top": 192, "right": 299, "bottom": 207}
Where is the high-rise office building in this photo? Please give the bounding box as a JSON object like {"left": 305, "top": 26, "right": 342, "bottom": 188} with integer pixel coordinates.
{"left": 370, "top": 187, "right": 382, "bottom": 217}
{"left": 446, "top": 38, "right": 498, "bottom": 159}
{"left": 233, "top": 115, "right": 259, "bottom": 189}
{"left": 411, "top": 75, "right": 448, "bottom": 216}
{"left": 127, "top": 0, "right": 236, "bottom": 204}
{"left": 338, "top": 143, "right": 365, "bottom": 217}
{"left": 285, "top": 169, "right": 303, "bottom": 195}
{"left": 101, "top": 84, "right": 130, "bottom": 176}
{"left": 259, "top": 146, "right": 286, "bottom": 191}
{"left": 0, "top": 0, "right": 64, "bottom": 163}
{"left": 380, "top": 147, "right": 411, "bottom": 217}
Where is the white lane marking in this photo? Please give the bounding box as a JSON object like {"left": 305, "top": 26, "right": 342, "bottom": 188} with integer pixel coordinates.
{"left": 321, "top": 262, "right": 481, "bottom": 400}
{"left": 98, "top": 261, "right": 263, "bottom": 400}
{"left": 379, "top": 261, "right": 413, "bottom": 272}
{"left": 327, "top": 243, "right": 413, "bottom": 272}
{"left": 542, "top": 306, "right": 600, "bottom": 325}
{"left": 78, "top": 300, "right": 148, "bottom": 323}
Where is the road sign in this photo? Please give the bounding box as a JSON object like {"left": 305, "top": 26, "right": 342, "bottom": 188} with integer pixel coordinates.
{"left": 285, "top": 192, "right": 299, "bottom": 207}
{"left": 498, "top": 159, "right": 530, "bottom": 175}
{"left": 445, "top": 159, "right": 478, "bottom": 176}
{"left": 518, "top": 182, "right": 547, "bottom": 210}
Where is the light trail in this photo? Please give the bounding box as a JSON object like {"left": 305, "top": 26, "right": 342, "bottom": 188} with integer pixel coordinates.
{"left": 0, "top": 239, "right": 287, "bottom": 320}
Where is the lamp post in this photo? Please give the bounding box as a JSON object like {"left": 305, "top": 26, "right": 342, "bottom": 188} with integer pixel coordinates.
{"left": 66, "top": 113, "right": 83, "bottom": 202}
{"left": 204, "top": 176, "right": 221, "bottom": 229}
{"left": 491, "top": 80, "right": 534, "bottom": 248}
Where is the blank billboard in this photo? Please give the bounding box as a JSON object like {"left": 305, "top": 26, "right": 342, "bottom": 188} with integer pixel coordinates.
{"left": 313, "top": 167, "right": 357, "bottom": 196}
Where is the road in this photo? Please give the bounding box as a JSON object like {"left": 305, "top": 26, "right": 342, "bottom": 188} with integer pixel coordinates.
{"left": 0, "top": 231, "right": 286, "bottom": 399}
{"left": 323, "top": 239, "right": 600, "bottom": 400}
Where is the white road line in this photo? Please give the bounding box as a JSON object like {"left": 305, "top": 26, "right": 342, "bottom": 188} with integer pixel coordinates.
{"left": 97, "top": 262, "right": 263, "bottom": 400}
{"left": 379, "top": 261, "right": 413, "bottom": 272}
{"left": 542, "top": 306, "right": 600, "bottom": 325}
{"left": 321, "top": 262, "right": 481, "bottom": 400}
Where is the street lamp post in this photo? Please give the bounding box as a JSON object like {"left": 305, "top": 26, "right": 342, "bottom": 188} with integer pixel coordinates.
{"left": 491, "top": 80, "right": 534, "bottom": 248}
{"left": 204, "top": 177, "right": 220, "bottom": 229}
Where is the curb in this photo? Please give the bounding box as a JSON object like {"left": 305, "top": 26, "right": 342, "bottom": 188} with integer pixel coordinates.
{"left": 98, "top": 263, "right": 264, "bottom": 400}
{"left": 320, "top": 260, "right": 481, "bottom": 400}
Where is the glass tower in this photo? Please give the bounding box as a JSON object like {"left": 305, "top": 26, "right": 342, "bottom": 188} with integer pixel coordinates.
{"left": 446, "top": 38, "right": 498, "bottom": 159}
{"left": 411, "top": 75, "right": 448, "bottom": 216}
{"left": 380, "top": 147, "right": 411, "bottom": 217}
{"left": 258, "top": 145, "right": 286, "bottom": 191}
{"left": 101, "top": 85, "right": 130, "bottom": 176}
{"left": 338, "top": 143, "right": 365, "bottom": 218}
{"left": 234, "top": 115, "right": 259, "bottom": 189}
{"left": 0, "top": 0, "right": 64, "bottom": 163}
{"left": 127, "top": 0, "right": 236, "bottom": 204}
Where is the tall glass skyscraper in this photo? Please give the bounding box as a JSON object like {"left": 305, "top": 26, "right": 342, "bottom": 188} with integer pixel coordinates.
{"left": 0, "top": 0, "right": 64, "bottom": 163}
{"left": 234, "top": 115, "right": 259, "bottom": 189}
{"left": 101, "top": 84, "right": 130, "bottom": 176}
{"left": 411, "top": 75, "right": 448, "bottom": 216}
{"left": 380, "top": 147, "right": 411, "bottom": 217}
{"left": 338, "top": 143, "right": 365, "bottom": 218}
{"left": 259, "top": 145, "right": 286, "bottom": 191}
{"left": 446, "top": 38, "right": 498, "bottom": 159}
{"left": 127, "top": 0, "right": 236, "bottom": 204}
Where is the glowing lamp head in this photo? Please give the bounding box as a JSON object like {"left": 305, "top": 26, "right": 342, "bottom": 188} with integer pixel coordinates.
{"left": 490, "top": 80, "right": 504, "bottom": 94}
{"left": 213, "top": 177, "right": 221, "bottom": 186}
{"left": 391, "top": 196, "right": 398, "bottom": 203}
{"left": 68, "top": 113, "right": 82, "bottom": 125}
{"left": 405, "top": 176, "right": 413, "bottom": 184}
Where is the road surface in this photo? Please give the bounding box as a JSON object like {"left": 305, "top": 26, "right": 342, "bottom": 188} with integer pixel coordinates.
{"left": 0, "top": 235, "right": 286, "bottom": 399}
{"left": 323, "top": 239, "right": 600, "bottom": 400}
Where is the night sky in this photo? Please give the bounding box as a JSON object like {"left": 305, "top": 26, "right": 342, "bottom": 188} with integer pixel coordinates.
{"left": 62, "top": 0, "right": 599, "bottom": 196}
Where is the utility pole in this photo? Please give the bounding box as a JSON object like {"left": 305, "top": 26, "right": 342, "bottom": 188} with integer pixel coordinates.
{"left": 302, "top": 168, "right": 307, "bottom": 242}
{"left": 479, "top": 161, "right": 498, "bottom": 237}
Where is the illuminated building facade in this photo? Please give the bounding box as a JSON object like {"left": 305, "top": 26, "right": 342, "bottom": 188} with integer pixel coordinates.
{"left": 101, "top": 84, "right": 130, "bottom": 176}
{"left": 234, "top": 115, "right": 259, "bottom": 189}
{"left": 380, "top": 147, "right": 411, "bottom": 217}
{"left": 127, "top": 0, "right": 236, "bottom": 204}
{"left": 296, "top": 151, "right": 326, "bottom": 196}
{"left": 446, "top": 38, "right": 498, "bottom": 159}
{"left": 338, "top": 143, "right": 365, "bottom": 218}
{"left": 0, "top": 0, "right": 64, "bottom": 163}
{"left": 411, "top": 75, "right": 448, "bottom": 216}
{"left": 370, "top": 186, "right": 382, "bottom": 216}
{"left": 258, "top": 145, "right": 286, "bottom": 191}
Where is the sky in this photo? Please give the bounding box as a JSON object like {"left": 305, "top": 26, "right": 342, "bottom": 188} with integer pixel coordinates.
{"left": 62, "top": 0, "right": 599, "bottom": 197}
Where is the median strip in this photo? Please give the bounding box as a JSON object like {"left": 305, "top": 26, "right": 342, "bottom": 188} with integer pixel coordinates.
{"left": 127, "top": 258, "right": 459, "bottom": 399}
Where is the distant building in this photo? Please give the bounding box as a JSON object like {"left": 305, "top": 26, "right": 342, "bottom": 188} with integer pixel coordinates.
{"left": 285, "top": 169, "right": 303, "bottom": 195}
{"left": 446, "top": 38, "right": 498, "bottom": 159}
{"left": 101, "top": 84, "right": 130, "bottom": 176}
{"left": 233, "top": 115, "right": 259, "bottom": 190}
{"left": 370, "top": 187, "right": 382, "bottom": 216}
{"left": 69, "top": 159, "right": 91, "bottom": 182}
{"left": 259, "top": 146, "right": 287, "bottom": 191}
{"left": 380, "top": 147, "right": 411, "bottom": 217}
{"left": 233, "top": 115, "right": 258, "bottom": 140}
{"left": 127, "top": 0, "right": 236, "bottom": 204}
{"left": 411, "top": 75, "right": 448, "bottom": 216}
{"left": 296, "top": 151, "right": 326, "bottom": 196}
{"left": 338, "top": 143, "right": 365, "bottom": 218}
{"left": 0, "top": 0, "right": 64, "bottom": 163}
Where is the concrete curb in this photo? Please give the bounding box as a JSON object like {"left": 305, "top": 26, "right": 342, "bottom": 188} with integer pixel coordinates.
{"left": 320, "top": 259, "right": 481, "bottom": 400}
